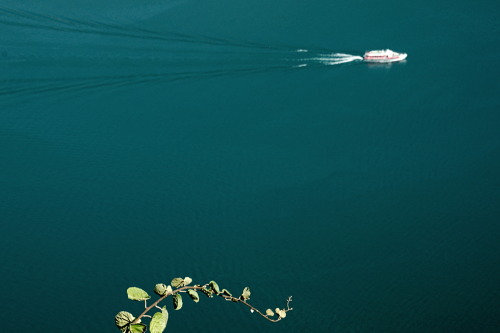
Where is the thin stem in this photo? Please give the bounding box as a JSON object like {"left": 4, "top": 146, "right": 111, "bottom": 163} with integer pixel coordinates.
{"left": 239, "top": 299, "right": 280, "bottom": 322}
{"left": 219, "top": 295, "right": 293, "bottom": 323}
{"left": 286, "top": 296, "right": 293, "bottom": 311}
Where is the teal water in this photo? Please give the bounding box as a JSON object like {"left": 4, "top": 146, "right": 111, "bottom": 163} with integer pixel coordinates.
{"left": 1, "top": 1, "right": 499, "bottom": 332}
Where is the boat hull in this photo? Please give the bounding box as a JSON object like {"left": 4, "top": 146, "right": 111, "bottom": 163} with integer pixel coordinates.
{"left": 364, "top": 53, "right": 407, "bottom": 63}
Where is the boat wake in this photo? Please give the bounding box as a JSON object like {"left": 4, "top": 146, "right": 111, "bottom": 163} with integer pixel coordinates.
{"left": 292, "top": 52, "right": 363, "bottom": 67}
{"left": 0, "top": 5, "right": 364, "bottom": 100}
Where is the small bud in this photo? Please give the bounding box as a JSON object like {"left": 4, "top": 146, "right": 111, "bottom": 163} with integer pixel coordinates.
{"left": 241, "top": 287, "right": 251, "bottom": 300}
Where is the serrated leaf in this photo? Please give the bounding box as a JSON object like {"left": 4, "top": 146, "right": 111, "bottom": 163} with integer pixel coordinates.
{"left": 149, "top": 307, "right": 169, "bottom": 333}
{"left": 129, "top": 323, "right": 147, "bottom": 333}
{"left": 171, "top": 278, "right": 184, "bottom": 288}
{"left": 241, "top": 287, "right": 251, "bottom": 300}
{"left": 115, "top": 311, "right": 135, "bottom": 331}
{"left": 127, "top": 287, "right": 151, "bottom": 301}
{"left": 183, "top": 277, "right": 193, "bottom": 285}
{"left": 172, "top": 293, "right": 183, "bottom": 310}
{"left": 154, "top": 284, "right": 169, "bottom": 296}
{"left": 187, "top": 289, "right": 200, "bottom": 303}
{"left": 209, "top": 281, "right": 220, "bottom": 294}
{"left": 266, "top": 309, "right": 274, "bottom": 316}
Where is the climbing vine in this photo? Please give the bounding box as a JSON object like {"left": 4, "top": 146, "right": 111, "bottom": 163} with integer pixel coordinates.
{"left": 115, "top": 276, "right": 293, "bottom": 333}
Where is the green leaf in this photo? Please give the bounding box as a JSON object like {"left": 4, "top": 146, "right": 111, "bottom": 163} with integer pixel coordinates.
{"left": 209, "top": 281, "right": 220, "bottom": 294}
{"left": 221, "top": 289, "right": 232, "bottom": 297}
{"left": 115, "top": 311, "right": 135, "bottom": 331}
{"left": 241, "top": 287, "right": 251, "bottom": 300}
{"left": 129, "top": 323, "right": 147, "bottom": 333}
{"left": 154, "top": 284, "right": 169, "bottom": 296}
{"left": 183, "top": 277, "right": 193, "bottom": 285}
{"left": 171, "top": 278, "right": 184, "bottom": 288}
{"left": 127, "top": 287, "right": 151, "bottom": 301}
{"left": 172, "top": 293, "right": 183, "bottom": 310}
{"left": 187, "top": 289, "right": 200, "bottom": 303}
{"left": 149, "top": 307, "right": 169, "bottom": 333}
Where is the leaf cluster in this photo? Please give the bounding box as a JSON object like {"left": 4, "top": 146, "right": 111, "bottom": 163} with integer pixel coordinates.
{"left": 115, "top": 276, "right": 292, "bottom": 333}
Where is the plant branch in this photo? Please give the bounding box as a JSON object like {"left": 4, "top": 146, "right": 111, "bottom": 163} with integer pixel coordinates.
{"left": 128, "top": 281, "right": 293, "bottom": 326}
{"left": 220, "top": 295, "right": 294, "bottom": 323}
{"left": 132, "top": 285, "right": 207, "bottom": 324}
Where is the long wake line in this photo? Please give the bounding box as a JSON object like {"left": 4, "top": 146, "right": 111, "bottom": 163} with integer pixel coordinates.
{"left": 0, "top": 6, "right": 325, "bottom": 52}
{"left": 0, "top": 6, "right": 365, "bottom": 99}
{"left": 0, "top": 6, "right": 358, "bottom": 58}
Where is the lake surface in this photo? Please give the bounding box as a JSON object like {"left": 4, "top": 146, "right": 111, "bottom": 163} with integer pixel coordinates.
{"left": 1, "top": 0, "right": 499, "bottom": 332}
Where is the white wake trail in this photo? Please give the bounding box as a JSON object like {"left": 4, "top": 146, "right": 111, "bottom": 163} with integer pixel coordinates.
{"left": 294, "top": 51, "right": 363, "bottom": 67}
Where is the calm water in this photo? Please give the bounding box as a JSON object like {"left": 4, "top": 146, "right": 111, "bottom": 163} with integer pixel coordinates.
{"left": 1, "top": 0, "right": 499, "bottom": 332}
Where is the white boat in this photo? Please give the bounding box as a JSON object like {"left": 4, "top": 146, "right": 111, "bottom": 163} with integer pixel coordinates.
{"left": 363, "top": 49, "right": 407, "bottom": 63}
